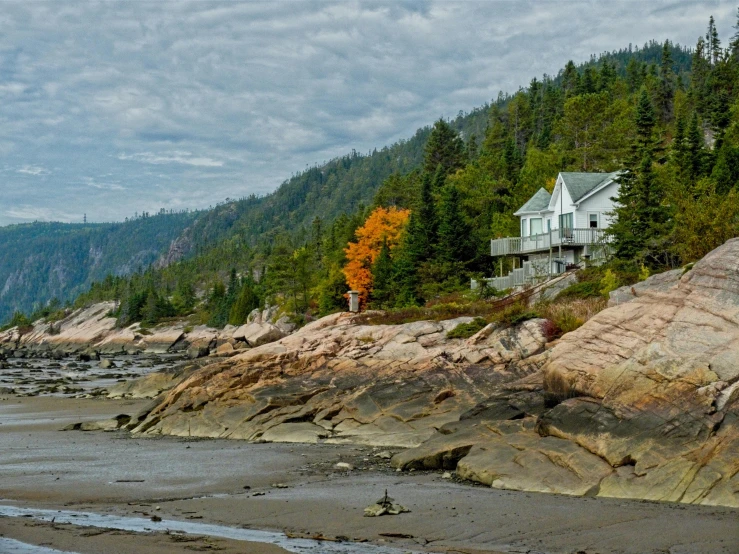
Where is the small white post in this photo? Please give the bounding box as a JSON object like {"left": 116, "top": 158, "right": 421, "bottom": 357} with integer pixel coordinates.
{"left": 348, "top": 290, "right": 360, "bottom": 313}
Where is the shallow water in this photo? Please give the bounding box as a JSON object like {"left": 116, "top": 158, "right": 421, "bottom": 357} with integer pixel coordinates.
{"left": 0, "top": 505, "right": 418, "bottom": 554}
{"left": 0, "top": 538, "right": 70, "bottom": 554}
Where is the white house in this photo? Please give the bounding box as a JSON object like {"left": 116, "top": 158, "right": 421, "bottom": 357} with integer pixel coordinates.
{"left": 482, "top": 171, "right": 620, "bottom": 289}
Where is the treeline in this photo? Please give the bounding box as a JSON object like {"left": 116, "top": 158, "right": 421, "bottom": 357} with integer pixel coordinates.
{"left": 15, "top": 13, "right": 739, "bottom": 329}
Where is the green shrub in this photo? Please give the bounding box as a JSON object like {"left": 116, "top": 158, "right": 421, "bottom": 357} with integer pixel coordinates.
{"left": 555, "top": 281, "right": 602, "bottom": 301}
{"left": 599, "top": 269, "right": 619, "bottom": 297}
{"left": 447, "top": 317, "right": 488, "bottom": 339}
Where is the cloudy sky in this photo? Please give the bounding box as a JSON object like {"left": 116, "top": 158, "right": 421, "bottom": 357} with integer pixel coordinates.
{"left": 0, "top": 1, "right": 735, "bottom": 226}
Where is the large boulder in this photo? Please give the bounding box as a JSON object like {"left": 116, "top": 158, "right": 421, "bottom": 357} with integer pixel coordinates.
{"left": 233, "top": 322, "right": 285, "bottom": 347}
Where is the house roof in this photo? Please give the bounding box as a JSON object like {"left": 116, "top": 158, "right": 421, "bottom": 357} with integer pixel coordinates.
{"left": 514, "top": 187, "right": 551, "bottom": 215}
{"left": 560, "top": 171, "right": 620, "bottom": 202}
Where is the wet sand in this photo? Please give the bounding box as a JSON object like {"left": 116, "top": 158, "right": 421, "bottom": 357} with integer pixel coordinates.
{"left": 1, "top": 396, "right": 737, "bottom": 553}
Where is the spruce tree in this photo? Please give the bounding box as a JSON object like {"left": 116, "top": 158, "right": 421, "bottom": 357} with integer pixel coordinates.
{"left": 707, "top": 15, "right": 721, "bottom": 65}
{"left": 611, "top": 89, "right": 664, "bottom": 262}
{"left": 423, "top": 119, "right": 466, "bottom": 176}
{"left": 687, "top": 112, "right": 705, "bottom": 183}
{"left": 730, "top": 8, "right": 739, "bottom": 60}
{"left": 370, "top": 238, "right": 394, "bottom": 308}
{"left": 229, "top": 279, "right": 260, "bottom": 325}
{"left": 672, "top": 114, "right": 688, "bottom": 177}
{"left": 656, "top": 40, "right": 676, "bottom": 122}
{"left": 418, "top": 172, "right": 437, "bottom": 252}
{"left": 437, "top": 184, "right": 471, "bottom": 263}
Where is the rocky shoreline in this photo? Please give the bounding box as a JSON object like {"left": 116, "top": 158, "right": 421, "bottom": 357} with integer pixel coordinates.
{"left": 3, "top": 239, "right": 738, "bottom": 509}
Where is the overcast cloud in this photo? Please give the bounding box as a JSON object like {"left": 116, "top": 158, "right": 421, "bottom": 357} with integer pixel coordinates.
{"left": 0, "top": 1, "right": 735, "bottom": 225}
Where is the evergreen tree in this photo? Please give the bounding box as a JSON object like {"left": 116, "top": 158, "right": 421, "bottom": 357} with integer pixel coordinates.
{"left": 418, "top": 172, "right": 437, "bottom": 252}
{"left": 707, "top": 15, "right": 721, "bottom": 65}
{"left": 687, "top": 112, "right": 705, "bottom": 183}
{"left": 656, "top": 40, "right": 676, "bottom": 122}
{"left": 369, "top": 238, "right": 394, "bottom": 308}
{"left": 171, "top": 280, "right": 196, "bottom": 315}
{"left": 730, "top": 8, "right": 739, "bottom": 60}
{"left": 431, "top": 164, "right": 447, "bottom": 192}
{"left": 562, "top": 60, "right": 580, "bottom": 97}
{"left": 611, "top": 89, "right": 667, "bottom": 263}
{"left": 423, "top": 119, "right": 466, "bottom": 176}
{"left": 672, "top": 114, "right": 689, "bottom": 177}
{"left": 229, "top": 278, "right": 260, "bottom": 325}
{"left": 437, "top": 184, "right": 471, "bottom": 263}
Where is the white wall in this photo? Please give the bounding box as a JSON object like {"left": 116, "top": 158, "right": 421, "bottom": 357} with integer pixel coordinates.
{"left": 548, "top": 176, "right": 575, "bottom": 230}
{"left": 576, "top": 180, "right": 618, "bottom": 229}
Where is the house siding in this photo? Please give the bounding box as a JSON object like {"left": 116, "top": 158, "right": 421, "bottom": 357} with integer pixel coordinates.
{"left": 575, "top": 181, "right": 618, "bottom": 228}
{"left": 548, "top": 176, "right": 575, "bottom": 230}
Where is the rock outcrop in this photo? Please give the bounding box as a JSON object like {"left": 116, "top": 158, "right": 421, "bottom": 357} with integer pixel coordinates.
{"left": 130, "top": 316, "right": 550, "bottom": 447}
{"left": 128, "top": 238, "right": 739, "bottom": 508}
{"left": 0, "top": 303, "right": 289, "bottom": 357}
{"left": 395, "top": 238, "right": 739, "bottom": 507}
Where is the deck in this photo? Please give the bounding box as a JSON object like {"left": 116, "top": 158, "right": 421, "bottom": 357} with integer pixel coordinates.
{"left": 490, "top": 228, "right": 610, "bottom": 257}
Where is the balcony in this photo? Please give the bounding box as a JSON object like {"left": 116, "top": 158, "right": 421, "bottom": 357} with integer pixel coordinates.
{"left": 490, "top": 228, "right": 610, "bottom": 257}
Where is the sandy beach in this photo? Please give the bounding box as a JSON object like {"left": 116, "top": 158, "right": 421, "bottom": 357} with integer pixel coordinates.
{"left": 1, "top": 395, "right": 737, "bottom": 554}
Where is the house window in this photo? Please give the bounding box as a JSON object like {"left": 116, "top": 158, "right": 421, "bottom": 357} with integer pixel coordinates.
{"left": 589, "top": 213, "right": 599, "bottom": 228}
{"left": 547, "top": 219, "right": 551, "bottom": 232}
{"left": 530, "top": 218, "right": 543, "bottom": 235}
{"left": 558, "top": 212, "right": 573, "bottom": 230}
{"left": 521, "top": 218, "right": 527, "bottom": 237}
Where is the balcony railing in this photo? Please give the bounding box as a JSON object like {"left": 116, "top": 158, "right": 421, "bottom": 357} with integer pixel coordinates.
{"left": 490, "top": 228, "right": 610, "bottom": 257}
{"left": 471, "top": 258, "right": 564, "bottom": 292}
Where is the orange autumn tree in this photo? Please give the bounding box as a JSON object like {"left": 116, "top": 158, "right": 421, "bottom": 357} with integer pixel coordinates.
{"left": 343, "top": 206, "right": 410, "bottom": 303}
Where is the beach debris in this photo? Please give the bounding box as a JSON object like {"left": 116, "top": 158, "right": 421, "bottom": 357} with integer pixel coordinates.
{"left": 378, "top": 532, "right": 414, "bottom": 539}
{"left": 252, "top": 492, "right": 266, "bottom": 497}
{"left": 363, "top": 489, "right": 410, "bottom": 517}
{"left": 150, "top": 515, "right": 162, "bottom": 522}
{"left": 374, "top": 451, "right": 393, "bottom": 459}
{"left": 335, "top": 462, "right": 354, "bottom": 471}
{"left": 271, "top": 483, "right": 289, "bottom": 488}
{"left": 442, "top": 471, "right": 453, "bottom": 479}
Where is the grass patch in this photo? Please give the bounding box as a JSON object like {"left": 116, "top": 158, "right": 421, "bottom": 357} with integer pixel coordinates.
{"left": 535, "top": 297, "right": 607, "bottom": 338}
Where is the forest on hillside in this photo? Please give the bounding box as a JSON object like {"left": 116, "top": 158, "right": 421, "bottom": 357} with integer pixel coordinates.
{"left": 0, "top": 211, "right": 197, "bottom": 324}
{"left": 6, "top": 14, "right": 739, "bottom": 332}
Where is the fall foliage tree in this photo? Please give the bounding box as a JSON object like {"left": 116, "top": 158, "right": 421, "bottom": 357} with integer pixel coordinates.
{"left": 343, "top": 206, "right": 410, "bottom": 303}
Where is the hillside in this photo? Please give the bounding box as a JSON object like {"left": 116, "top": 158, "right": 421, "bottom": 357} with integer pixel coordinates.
{"left": 0, "top": 38, "right": 707, "bottom": 326}
{"left": 0, "top": 213, "right": 198, "bottom": 323}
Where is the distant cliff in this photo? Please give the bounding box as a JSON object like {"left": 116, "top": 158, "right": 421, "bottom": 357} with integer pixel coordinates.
{"left": 0, "top": 214, "right": 196, "bottom": 322}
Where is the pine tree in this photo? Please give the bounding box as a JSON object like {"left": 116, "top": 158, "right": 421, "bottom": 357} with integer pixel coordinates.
{"left": 656, "top": 40, "right": 676, "bottom": 122}
{"left": 730, "top": 8, "right": 739, "bottom": 60}
{"left": 229, "top": 279, "right": 260, "bottom": 325}
{"left": 423, "top": 119, "right": 466, "bottom": 176}
{"left": 598, "top": 60, "right": 616, "bottom": 92}
{"left": 417, "top": 173, "right": 437, "bottom": 256}
{"left": 635, "top": 88, "right": 656, "bottom": 151}
{"left": 562, "top": 60, "right": 580, "bottom": 97}
{"left": 672, "top": 114, "right": 688, "bottom": 177}
{"left": 611, "top": 89, "right": 666, "bottom": 263}
{"left": 369, "top": 238, "right": 394, "bottom": 308}
{"left": 707, "top": 15, "right": 721, "bottom": 65}
{"left": 625, "top": 58, "right": 643, "bottom": 92}
{"left": 437, "top": 184, "right": 471, "bottom": 263}
{"left": 687, "top": 112, "right": 705, "bottom": 183}
{"left": 431, "top": 164, "right": 447, "bottom": 192}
